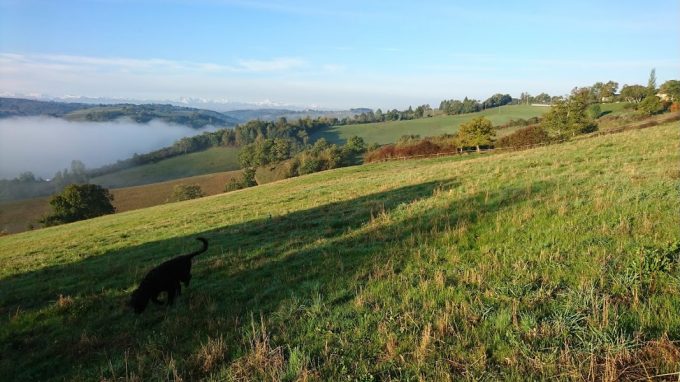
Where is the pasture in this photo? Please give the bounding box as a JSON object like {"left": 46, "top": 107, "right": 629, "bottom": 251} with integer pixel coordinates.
{"left": 311, "top": 105, "right": 549, "bottom": 144}
{"left": 0, "top": 122, "right": 678, "bottom": 380}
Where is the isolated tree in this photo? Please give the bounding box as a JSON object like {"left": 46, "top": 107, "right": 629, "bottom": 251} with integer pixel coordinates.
{"left": 170, "top": 184, "right": 204, "bottom": 202}
{"left": 659, "top": 80, "right": 680, "bottom": 101}
{"left": 620, "top": 85, "right": 647, "bottom": 103}
{"left": 41, "top": 184, "right": 115, "bottom": 226}
{"left": 458, "top": 117, "right": 495, "bottom": 152}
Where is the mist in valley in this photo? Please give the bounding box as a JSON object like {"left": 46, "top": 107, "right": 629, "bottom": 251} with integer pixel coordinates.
{"left": 0, "top": 116, "right": 219, "bottom": 179}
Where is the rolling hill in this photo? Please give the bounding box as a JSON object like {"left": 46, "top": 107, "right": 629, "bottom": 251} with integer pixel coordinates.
{"left": 0, "top": 168, "right": 243, "bottom": 234}
{"left": 0, "top": 97, "right": 240, "bottom": 128}
{"left": 311, "top": 104, "right": 549, "bottom": 144}
{"left": 1, "top": 121, "right": 677, "bottom": 380}
{"left": 90, "top": 146, "right": 242, "bottom": 188}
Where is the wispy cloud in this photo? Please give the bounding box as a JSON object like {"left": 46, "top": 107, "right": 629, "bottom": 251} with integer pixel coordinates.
{"left": 237, "top": 57, "right": 306, "bottom": 72}
{"left": 0, "top": 53, "right": 307, "bottom": 75}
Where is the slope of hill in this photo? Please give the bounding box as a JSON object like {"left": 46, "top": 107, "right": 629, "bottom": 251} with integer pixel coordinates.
{"left": 64, "top": 103, "right": 239, "bottom": 128}
{"left": 0, "top": 97, "right": 95, "bottom": 118}
{"left": 222, "top": 107, "right": 368, "bottom": 123}
{"left": 312, "top": 105, "right": 548, "bottom": 144}
{"left": 0, "top": 169, "right": 243, "bottom": 234}
{"left": 0, "top": 97, "right": 240, "bottom": 128}
{"left": 90, "top": 146, "right": 241, "bottom": 188}
{"left": 1, "top": 122, "right": 678, "bottom": 380}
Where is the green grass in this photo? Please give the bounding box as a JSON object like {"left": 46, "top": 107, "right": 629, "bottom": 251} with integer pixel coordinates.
{"left": 311, "top": 105, "right": 549, "bottom": 145}
{"left": 91, "top": 146, "right": 241, "bottom": 188}
{"left": 599, "top": 102, "right": 634, "bottom": 115}
{"left": 1, "top": 122, "right": 678, "bottom": 381}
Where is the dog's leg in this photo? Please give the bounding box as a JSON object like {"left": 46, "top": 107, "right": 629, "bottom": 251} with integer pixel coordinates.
{"left": 167, "top": 285, "right": 178, "bottom": 305}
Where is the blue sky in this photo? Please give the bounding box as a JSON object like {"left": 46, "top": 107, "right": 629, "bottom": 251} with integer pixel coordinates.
{"left": 1, "top": 0, "right": 678, "bottom": 109}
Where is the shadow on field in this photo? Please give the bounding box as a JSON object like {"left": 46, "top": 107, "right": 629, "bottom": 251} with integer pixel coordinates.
{"left": 0, "top": 178, "right": 554, "bottom": 380}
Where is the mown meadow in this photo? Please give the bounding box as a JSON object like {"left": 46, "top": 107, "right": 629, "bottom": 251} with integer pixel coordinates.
{"left": 0, "top": 122, "right": 678, "bottom": 381}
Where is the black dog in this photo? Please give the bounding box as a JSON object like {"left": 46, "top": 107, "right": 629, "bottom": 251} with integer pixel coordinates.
{"left": 129, "top": 237, "right": 208, "bottom": 314}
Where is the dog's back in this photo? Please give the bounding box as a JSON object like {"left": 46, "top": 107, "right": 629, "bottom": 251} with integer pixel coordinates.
{"left": 129, "top": 237, "right": 208, "bottom": 313}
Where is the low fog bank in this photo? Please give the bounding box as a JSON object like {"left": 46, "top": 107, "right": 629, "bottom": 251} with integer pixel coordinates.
{"left": 0, "top": 116, "right": 219, "bottom": 179}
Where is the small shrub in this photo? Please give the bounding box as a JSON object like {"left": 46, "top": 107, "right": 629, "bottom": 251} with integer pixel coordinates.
{"left": 224, "top": 168, "right": 258, "bottom": 192}
{"left": 224, "top": 178, "right": 245, "bottom": 192}
{"left": 587, "top": 103, "right": 602, "bottom": 119}
{"left": 170, "top": 184, "right": 204, "bottom": 202}
{"left": 496, "top": 125, "right": 551, "bottom": 149}
{"left": 670, "top": 102, "right": 680, "bottom": 112}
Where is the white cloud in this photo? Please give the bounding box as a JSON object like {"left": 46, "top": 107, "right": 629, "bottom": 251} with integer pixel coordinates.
{"left": 237, "top": 57, "right": 306, "bottom": 72}
{"left": 0, "top": 53, "right": 306, "bottom": 75}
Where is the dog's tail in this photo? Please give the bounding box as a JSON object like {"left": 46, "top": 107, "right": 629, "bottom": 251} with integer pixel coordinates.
{"left": 188, "top": 237, "right": 209, "bottom": 258}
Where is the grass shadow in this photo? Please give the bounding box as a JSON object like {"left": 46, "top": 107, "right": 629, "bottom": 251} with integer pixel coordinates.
{"left": 0, "top": 178, "right": 555, "bottom": 380}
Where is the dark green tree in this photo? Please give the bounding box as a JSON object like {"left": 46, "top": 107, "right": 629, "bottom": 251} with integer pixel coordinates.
{"left": 345, "top": 136, "right": 367, "bottom": 153}
{"left": 241, "top": 167, "right": 257, "bottom": 187}
{"left": 41, "top": 184, "right": 115, "bottom": 226}
{"left": 170, "top": 184, "right": 205, "bottom": 202}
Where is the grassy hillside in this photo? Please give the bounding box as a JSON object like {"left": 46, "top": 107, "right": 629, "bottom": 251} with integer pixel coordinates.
{"left": 1, "top": 122, "right": 678, "bottom": 380}
{"left": 91, "top": 146, "right": 241, "bottom": 188}
{"left": 0, "top": 169, "right": 243, "bottom": 234}
{"left": 312, "top": 105, "right": 548, "bottom": 144}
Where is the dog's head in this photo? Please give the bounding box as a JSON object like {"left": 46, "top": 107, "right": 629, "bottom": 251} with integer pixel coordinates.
{"left": 129, "top": 288, "right": 149, "bottom": 314}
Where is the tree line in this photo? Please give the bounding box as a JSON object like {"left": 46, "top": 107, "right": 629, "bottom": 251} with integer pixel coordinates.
{"left": 366, "top": 71, "right": 679, "bottom": 162}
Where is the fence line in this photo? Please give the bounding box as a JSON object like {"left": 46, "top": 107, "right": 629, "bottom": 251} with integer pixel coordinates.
{"left": 373, "top": 112, "right": 680, "bottom": 163}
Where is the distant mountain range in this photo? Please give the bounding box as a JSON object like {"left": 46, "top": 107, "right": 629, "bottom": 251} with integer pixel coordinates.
{"left": 0, "top": 97, "right": 371, "bottom": 128}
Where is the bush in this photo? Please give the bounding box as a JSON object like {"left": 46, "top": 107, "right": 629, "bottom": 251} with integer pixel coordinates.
{"left": 638, "top": 95, "right": 665, "bottom": 116}
{"left": 170, "top": 184, "right": 204, "bottom": 202}
{"left": 225, "top": 168, "right": 258, "bottom": 192}
{"left": 41, "top": 184, "right": 115, "bottom": 226}
{"left": 587, "top": 104, "right": 602, "bottom": 119}
{"left": 364, "top": 138, "right": 455, "bottom": 162}
{"left": 671, "top": 102, "right": 680, "bottom": 113}
{"left": 496, "top": 125, "right": 551, "bottom": 149}
{"left": 224, "top": 178, "right": 245, "bottom": 192}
